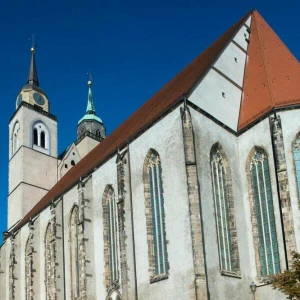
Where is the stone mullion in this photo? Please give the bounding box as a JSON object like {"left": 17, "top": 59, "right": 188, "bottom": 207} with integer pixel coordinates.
{"left": 78, "top": 181, "right": 87, "bottom": 300}
{"left": 116, "top": 152, "right": 128, "bottom": 299}
{"left": 270, "top": 115, "right": 296, "bottom": 268}
{"left": 181, "top": 104, "right": 208, "bottom": 300}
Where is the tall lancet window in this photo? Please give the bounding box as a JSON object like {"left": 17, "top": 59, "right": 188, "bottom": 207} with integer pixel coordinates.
{"left": 250, "top": 150, "right": 280, "bottom": 277}
{"left": 70, "top": 206, "right": 80, "bottom": 299}
{"left": 211, "top": 145, "right": 239, "bottom": 272}
{"left": 25, "top": 237, "right": 33, "bottom": 300}
{"left": 293, "top": 136, "right": 300, "bottom": 203}
{"left": 45, "top": 223, "right": 55, "bottom": 300}
{"left": 144, "top": 150, "right": 169, "bottom": 278}
{"left": 102, "top": 186, "right": 119, "bottom": 290}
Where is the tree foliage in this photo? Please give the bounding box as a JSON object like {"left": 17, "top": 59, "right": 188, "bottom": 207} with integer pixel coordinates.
{"left": 272, "top": 252, "right": 300, "bottom": 299}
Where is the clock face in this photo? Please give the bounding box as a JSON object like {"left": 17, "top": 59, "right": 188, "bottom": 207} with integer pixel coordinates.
{"left": 33, "top": 93, "right": 45, "bottom": 106}
{"left": 16, "top": 94, "right": 22, "bottom": 107}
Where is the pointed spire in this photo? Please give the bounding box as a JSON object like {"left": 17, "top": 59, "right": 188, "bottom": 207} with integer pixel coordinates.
{"left": 78, "top": 78, "right": 103, "bottom": 125}
{"left": 86, "top": 80, "right": 96, "bottom": 115}
{"left": 27, "top": 47, "right": 39, "bottom": 86}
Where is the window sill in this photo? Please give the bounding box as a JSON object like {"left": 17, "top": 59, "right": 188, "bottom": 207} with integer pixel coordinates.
{"left": 220, "top": 270, "right": 242, "bottom": 279}
{"left": 257, "top": 277, "right": 272, "bottom": 286}
{"left": 150, "top": 273, "right": 169, "bottom": 284}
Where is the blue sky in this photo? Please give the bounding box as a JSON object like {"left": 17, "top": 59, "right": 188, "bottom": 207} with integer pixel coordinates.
{"left": 0, "top": 0, "right": 299, "bottom": 242}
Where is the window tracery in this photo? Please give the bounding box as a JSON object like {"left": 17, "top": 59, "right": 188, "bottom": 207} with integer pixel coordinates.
{"left": 250, "top": 150, "right": 280, "bottom": 277}
{"left": 143, "top": 150, "right": 169, "bottom": 280}
{"left": 211, "top": 147, "right": 234, "bottom": 271}
{"left": 293, "top": 136, "right": 300, "bottom": 204}
{"left": 70, "top": 206, "right": 80, "bottom": 300}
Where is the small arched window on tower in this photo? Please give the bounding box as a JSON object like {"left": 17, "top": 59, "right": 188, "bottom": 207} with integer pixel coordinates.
{"left": 41, "top": 131, "right": 45, "bottom": 148}
{"left": 12, "top": 121, "right": 20, "bottom": 155}
{"left": 32, "top": 121, "right": 50, "bottom": 154}
{"left": 33, "top": 128, "right": 38, "bottom": 145}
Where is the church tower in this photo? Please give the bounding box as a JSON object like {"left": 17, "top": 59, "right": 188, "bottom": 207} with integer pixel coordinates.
{"left": 8, "top": 46, "right": 58, "bottom": 228}
{"left": 76, "top": 79, "right": 105, "bottom": 158}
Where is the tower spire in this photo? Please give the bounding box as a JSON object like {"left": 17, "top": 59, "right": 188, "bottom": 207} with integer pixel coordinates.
{"left": 77, "top": 75, "right": 105, "bottom": 141}
{"left": 86, "top": 79, "right": 96, "bottom": 115}
{"left": 27, "top": 43, "right": 39, "bottom": 87}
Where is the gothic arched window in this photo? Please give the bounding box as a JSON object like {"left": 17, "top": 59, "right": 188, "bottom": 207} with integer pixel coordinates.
{"left": 210, "top": 144, "right": 240, "bottom": 272}
{"left": 45, "top": 223, "right": 55, "bottom": 300}
{"left": 32, "top": 121, "right": 49, "bottom": 154}
{"left": 143, "top": 150, "right": 169, "bottom": 278}
{"left": 249, "top": 149, "right": 280, "bottom": 277}
{"left": 293, "top": 136, "right": 300, "bottom": 203}
{"left": 25, "top": 236, "right": 33, "bottom": 300}
{"left": 12, "top": 122, "right": 20, "bottom": 155}
{"left": 70, "top": 206, "right": 80, "bottom": 300}
{"left": 102, "top": 187, "right": 119, "bottom": 287}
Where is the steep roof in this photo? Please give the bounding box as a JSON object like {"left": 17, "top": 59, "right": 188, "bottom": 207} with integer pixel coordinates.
{"left": 239, "top": 11, "right": 300, "bottom": 129}
{"left": 11, "top": 9, "right": 300, "bottom": 232}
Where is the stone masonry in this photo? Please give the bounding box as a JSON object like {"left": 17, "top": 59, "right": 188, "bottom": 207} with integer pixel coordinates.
{"left": 181, "top": 103, "right": 208, "bottom": 300}
{"left": 270, "top": 114, "right": 297, "bottom": 267}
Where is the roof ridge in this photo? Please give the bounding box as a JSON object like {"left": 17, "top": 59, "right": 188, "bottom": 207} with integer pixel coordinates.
{"left": 254, "top": 12, "right": 275, "bottom": 107}
{"left": 9, "top": 9, "right": 260, "bottom": 234}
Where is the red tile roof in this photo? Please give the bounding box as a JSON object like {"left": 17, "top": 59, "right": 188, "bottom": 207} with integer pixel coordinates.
{"left": 12, "top": 9, "right": 300, "bottom": 232}
{"left": 239, "top": 11, "right": 300, "bottom": 129}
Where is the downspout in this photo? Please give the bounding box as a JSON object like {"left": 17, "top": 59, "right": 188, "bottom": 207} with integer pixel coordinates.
{"left": 268, "top": 111, "right": 289, "bottom": 269}
{"left": 127, "top": 143, "right": 138, "bottom": 299}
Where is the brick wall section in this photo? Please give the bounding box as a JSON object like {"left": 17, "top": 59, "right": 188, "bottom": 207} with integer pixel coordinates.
{"left": 181, "top": 104, "right": 208, "bottom": 300}
{"left": 270, "top": 115, "right": 296, "bottom": 267}
{"left": 116, "top": 151, "right": 129, "bottom": 299}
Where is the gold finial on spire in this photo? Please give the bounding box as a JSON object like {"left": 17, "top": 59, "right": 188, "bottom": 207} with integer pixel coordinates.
{"left": 87, "top": 69, "right": 93, "bottom": 85}
{"left": 30, "top": 34, "right": 35, "bottom": 52}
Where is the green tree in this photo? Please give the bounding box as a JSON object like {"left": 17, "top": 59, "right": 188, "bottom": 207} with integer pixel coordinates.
{"left": 272, "top": 252, "right": 300, "bottom": 299}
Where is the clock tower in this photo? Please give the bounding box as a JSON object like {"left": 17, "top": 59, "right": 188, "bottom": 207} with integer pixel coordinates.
{"left": 8, "top": 47, "right": 58, "bottom": 229}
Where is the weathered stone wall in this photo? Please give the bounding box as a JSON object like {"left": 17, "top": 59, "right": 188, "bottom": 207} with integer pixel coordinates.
{"left": 181, "top": 104, "right": 207, "bottom": 300}
{"left": 4, "top": 104, "right": 300, "bottom": 300}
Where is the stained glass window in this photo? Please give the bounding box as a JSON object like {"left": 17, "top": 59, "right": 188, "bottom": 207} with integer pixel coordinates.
{"left": 211, "top": 148, "right": 233, "bottom": 271}
{"left": 148, "top": 152, "right": 169, "bottom": 275}
{"left": 293, "top": 137, "right": 300, "bottom": 203}
{"left": 107, "top": 188, "right": 119, "bottom": 282}
{"left": 250, "top": 151, "right": 280, "bottom": 277}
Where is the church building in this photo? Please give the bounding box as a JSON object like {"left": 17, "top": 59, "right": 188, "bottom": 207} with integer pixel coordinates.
{"left": 0, "top": 9, "right": 300, "bottom": 299}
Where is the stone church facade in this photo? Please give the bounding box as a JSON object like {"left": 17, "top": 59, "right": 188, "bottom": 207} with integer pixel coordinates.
{"left": 0, "top": 9, "right": 300, "bottom": 300}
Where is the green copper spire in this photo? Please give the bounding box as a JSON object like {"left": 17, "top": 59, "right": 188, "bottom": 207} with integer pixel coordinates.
{"left": 86, "top": 80, "right": 96, "bottom": 114}
{"left": 78, "top": 80, "right": 102, "bottom": 124}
